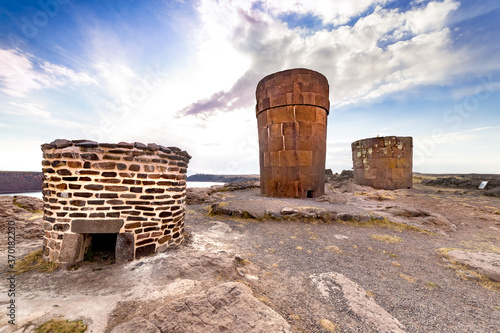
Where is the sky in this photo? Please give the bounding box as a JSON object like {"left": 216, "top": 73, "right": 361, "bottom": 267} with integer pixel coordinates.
{"left": 0, "top": 0, "right": 499, "bottom": 175}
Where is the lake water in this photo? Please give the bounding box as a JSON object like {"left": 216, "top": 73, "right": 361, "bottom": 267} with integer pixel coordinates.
{"left": 0, "top": 181, "right": 225, "bottom": 199}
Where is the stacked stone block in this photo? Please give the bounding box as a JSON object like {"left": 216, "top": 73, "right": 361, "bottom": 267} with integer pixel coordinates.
{"left": 351, "top": 136, "right": 413, "bottom": 190}
{"left": 256, "top": 68, "right": 329, "bottom": 198}
{"left": 40, "top": 139, "right": 191, "bottom": 264}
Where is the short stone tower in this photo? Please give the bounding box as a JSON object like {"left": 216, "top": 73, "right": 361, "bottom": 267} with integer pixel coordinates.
{"left": 256, "top": 68, "right": 329, "bottom": 198}
{"left": 40, "top": 139, "right": 191, "bottom": 264}
{"left": 351, "top": 136, "right": 413, "bottom": 190}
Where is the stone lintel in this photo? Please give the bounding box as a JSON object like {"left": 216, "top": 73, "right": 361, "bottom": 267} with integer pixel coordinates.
{"left": 71, "top": 219, "right": 124, "bottom": 234}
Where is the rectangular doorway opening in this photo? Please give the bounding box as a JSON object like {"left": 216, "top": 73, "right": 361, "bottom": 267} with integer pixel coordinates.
{"left": 306, "top": 190, "right": 314, "bottom": 198}
{"left": 86, "top": 233, "right": 117, "bottom": 262}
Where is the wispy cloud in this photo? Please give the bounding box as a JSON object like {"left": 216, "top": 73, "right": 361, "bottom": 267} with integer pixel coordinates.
{"left": 5, "top": 102, "right": 51, "bottom": 118}
{"left": 0, "top": 49, "right": 98, "bottom": 98}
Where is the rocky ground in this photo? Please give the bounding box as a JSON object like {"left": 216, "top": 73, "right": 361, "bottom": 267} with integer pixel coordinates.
{"left": 0, "top": 178, "right": 499, "bottom": 332}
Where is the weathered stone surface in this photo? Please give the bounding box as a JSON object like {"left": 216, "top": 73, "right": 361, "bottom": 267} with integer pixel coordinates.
{"left": 111, "top": 317, "right": 160, "bottom": 333}
{"left": 71, "top": 219, "right": 124, "bottom": 233}
{"left": 14, "top": 196, "right": 44, "bottom": 211}
{"left": 116, "top": 232, "right": 135, "bottom": 262}
{"left": 51, "top": 139, "right": 72, "bottom": 148}
{"left": 142, "top": 282, "right": 291, "bottom": 333}
{"left": 59, "top": 233, "right": 84, "bottom": 263}
{"left": 74, "top": 140, "right": 98, "bottom": 148}
{"left": 0, "top": 196, "right": 44, "bottom": 239}
{"left": 134, "top": 142, "right": 148, "bottom": 149}
{"left": 281, "top": 207, "right": 299, "bottom": 215}
{"left": 484, "top": 186, "right": 500, "bottom": 197}
{"left": 422, "top": 213, "right": 457, "bottom": 232}
{"left": 136, "top": 244, "right": 156, "bottom": 258}
{"left": 186, "top": 188, "right": 213, "bottom": 204}
{"left": 311, "top": 272, "right": 406, "bottom": 333}
{"left": 448, "top": 250, "right": 500, "bottom": 282}
{"left": 352, "top": 136, "right": 413, "bottom": 190}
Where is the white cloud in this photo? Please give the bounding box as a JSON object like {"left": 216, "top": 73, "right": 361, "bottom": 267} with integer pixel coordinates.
{"left": 6, "top": 102, "right": 51, "bottom": 118}
{"left": 179, "top": 0, "right": 462, "bottom": 116}
{"left": 0, "top": 49, "right": 98, "bottom": 98}
{"left": 260, "top": 0, "right": 393, "bottom": 26}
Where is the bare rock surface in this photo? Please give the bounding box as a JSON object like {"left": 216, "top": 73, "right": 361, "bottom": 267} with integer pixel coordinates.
{"left": 110, "top": 317, "right": 160, "bottom": 333}
{"left": 447, "top": 250, "right": 500, "bottom": 282}
{"left": 117, "top": 282, "right": 292, "bottom": 333}
{"left": 311, "top": 272, "right": 406, "bottom": 333}
{"left": 186, "top": 187, "right": 215, "bottom": 204}
{"left": 484, "top": 186, "right": 500, "bottom": 197}
{"left": 0, "top": 196, "right": 43, "bottom": 248}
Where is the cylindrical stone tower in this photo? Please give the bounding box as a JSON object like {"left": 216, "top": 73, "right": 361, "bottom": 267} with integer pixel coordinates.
{"left": 351, "top": 136, "right": 413, "bottom": 190}
{"left": 40, "top": 139, "right": 191, "bottom": 264}
{"left": 256, "top": 68, "right": 329, "bottom": 198}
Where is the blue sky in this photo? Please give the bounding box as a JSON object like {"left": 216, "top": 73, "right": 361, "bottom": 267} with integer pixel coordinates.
{"left": 0, "top": 0, "right": 499, "bottom": 174}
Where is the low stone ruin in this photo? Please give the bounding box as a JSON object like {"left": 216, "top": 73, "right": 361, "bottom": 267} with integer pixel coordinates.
{"left": 351, "top": 136, "right": 413, "bottom": 190}
{"left": 40, "top": 139, "right": 191, "bottom": 264}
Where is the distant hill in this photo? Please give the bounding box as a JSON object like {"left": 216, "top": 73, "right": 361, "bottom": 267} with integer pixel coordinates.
{"left": 0, "top": 171, "right": 43, "bottom": 194}
{"left": 187, "top": 174, "right": 259, "bottom": 183}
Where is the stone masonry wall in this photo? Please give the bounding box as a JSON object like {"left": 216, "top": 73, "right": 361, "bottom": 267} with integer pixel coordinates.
{"left": 41, "top": 139, "right": 191, "bottom": 264}
{"left": 351, "top": 136, "right": 412, "bottom": 190}
{"left": 256, "top": 68, "right": 329, "bottom": 198}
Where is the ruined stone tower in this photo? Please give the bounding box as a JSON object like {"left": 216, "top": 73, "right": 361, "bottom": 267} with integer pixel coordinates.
{"left": 40, "top": 139, "right": 190, "bottom": 264}
{"left": 351, "top": 136, "right": 413, "bottom": 190}
{"left": 256, "top": 68, "right": 329, "bottom": 198}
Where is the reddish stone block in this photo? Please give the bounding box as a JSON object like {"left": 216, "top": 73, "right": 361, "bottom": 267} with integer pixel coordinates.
{"left": 298, "top": 122, "right": 313, "bottom": 136}
{"left": 269, "top": 123, "right": 282, "bottom": 137}
{"left": 268, "top": 106, "right": 294, "bottom": 124}
{"left": 279, "top": 151, "right": 297, "bottom": 167}
{"left": 269, "top": 136, "right": 284, "bottom": 151}
{"left": 295, "top": 105, "right": 316, "bottom": 122}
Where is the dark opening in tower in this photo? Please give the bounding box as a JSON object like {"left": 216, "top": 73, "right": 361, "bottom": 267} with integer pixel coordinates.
{"left": 87, "top": 233, "right": 117, "bottom": 262}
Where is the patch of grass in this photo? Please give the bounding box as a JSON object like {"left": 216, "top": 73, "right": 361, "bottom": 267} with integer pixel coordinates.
{"left": 319, "top": 319, "right": 337, "bottom": 332}
{"left": 234, "top": 256, "right": 252, "bottom": 266}
{"left": 83, "top": 246, "right": 94, "bottom": 262}
{"left": 325, "top": 245, "right": 343, "bottom": 254}
{"left": 425, "top": 282, "right": 438, "bottom": 290}
{"left": 370, "top": 234, "right": 402, "bottom": 243}
{"left": 256, "top": 295, "right": 272, "bottom": 305}
{"left": 14, "top": 249, "right": 58, "bottom": 274}
{"left": 36, "top": 318, "right": 86, "bottom": 333}
{"left": 399, "top": 273, "right": 417, "bottom": 283}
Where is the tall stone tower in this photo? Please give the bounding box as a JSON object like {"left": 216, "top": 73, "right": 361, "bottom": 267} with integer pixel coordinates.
{"left": 255, "top": 68, "right": 329, "bottom": 198}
